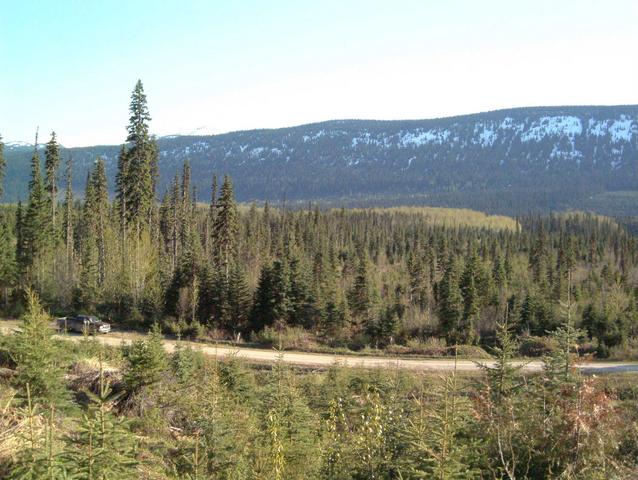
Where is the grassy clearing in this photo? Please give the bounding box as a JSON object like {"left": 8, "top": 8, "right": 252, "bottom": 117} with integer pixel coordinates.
{"left": 341, "top": 206, "right": 519, "bottom": 230}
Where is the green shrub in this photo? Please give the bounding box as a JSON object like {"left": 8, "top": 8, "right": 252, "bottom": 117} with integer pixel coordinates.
{"left": 608, "top": 337, "right": 638, "bottom": 360}
{"left": 161, "top": 316, "right": 183, "bottom": 336}
{"left": 123, "top": 324, "right": 168, "bottom": 392}
{"left": 347, "top": 332, "right": 375, "bottom": 351}
{"left": 253, "top": 326, "right": 317, "bottom": 350}
{"left": 407, "top": 337, "right": 448, "bottom": 356}
{"left": 519, "top": 335, "right": 558, "bottom": 357}
{"left": 170, "top": 344, "right": 205, "bottom": 383}
{"left": 11, "top": 289, "right": 67, "bottom": 404}
{"left": 127, "top": 307, "right": 145, "bottom": 327}
{"left": 450, "top": 344, "right": 492, "bottom": 359}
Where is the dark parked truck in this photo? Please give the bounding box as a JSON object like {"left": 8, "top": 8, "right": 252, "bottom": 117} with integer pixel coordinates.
{"left": 57, "top": 315, "right": 111, "bottom": 335}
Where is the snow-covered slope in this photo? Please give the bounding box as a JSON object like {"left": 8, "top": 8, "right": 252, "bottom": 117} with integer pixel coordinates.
{"left": 4, "top": 105, "right": 638, "bottom": 214}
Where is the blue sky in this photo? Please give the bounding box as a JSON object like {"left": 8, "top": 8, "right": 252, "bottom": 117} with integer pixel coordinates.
{"left": 2, "top": 0, "right": 637, "bottom": 146}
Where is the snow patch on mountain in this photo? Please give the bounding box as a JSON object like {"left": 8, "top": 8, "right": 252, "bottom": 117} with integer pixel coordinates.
{"left": 588, "top": 119, "right": 608, "bottom": 137}
{"left": 399, "top": 129, "right": 450, "bottom": 147}
{"left": 303, "top": 130, "right": 327, "bottom": 142}
{"left": 549, "top": 144, "right": 582, "bottom": 163}
{"left": 609, "top": 116, "right": 633, "bottom": 142}
{"left": 249, "top": 147, "right": 265, "bottom": 158}
{"left": 476, "top": 126, "right": 496, "bottom": 147}
{"left": 521, "top": 116, "right": 582, "bottom": 142}
{"left": 499, "top": 117, "right": 522, "bottom": 131}
{"left": 352, "top": 132, "right": 383, "bottom": 148}
{"left": 587, "top": 116, "right": 635, "bottom": 142}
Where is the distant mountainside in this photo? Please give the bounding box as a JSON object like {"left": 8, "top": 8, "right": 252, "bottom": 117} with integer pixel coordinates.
{"left": 4, "top": 105, "right": 638, "bottom": 215}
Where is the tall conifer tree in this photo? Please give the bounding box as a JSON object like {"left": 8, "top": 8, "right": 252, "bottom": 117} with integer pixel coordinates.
{"left": 348, "top": 251, "right": 372, "bottom": 330}
{"left": 15, "top": 201, "right": 26, "bottom": 278}
{"left": 439, "top": 255, "right": 464, "bottom": 345}
{"left": 44, "top": 131, "right": 61, "bottom": 228}
{"left": 62, "top": 156, "right": 75, "bottom": 278}
{"left": 212, "top": 175, "right": 239, "bottom": 278}
{"left": 119, "top": 80, "right": 157, "bottom": 232}
{"left": 115, "top": 145, "right": 129, "bottom": 234}
{"left": 85, "top": 157, "right": 109, "bottom": 286}
{"left": 21, "top": 138, "right": 50, "bottom": 282}
{"left": 0, "top": 213, "right": 15, "bottom": 309}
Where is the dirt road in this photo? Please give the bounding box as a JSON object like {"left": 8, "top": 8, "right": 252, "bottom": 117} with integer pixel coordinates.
{"left": 1, "top": 320, "right": 634, "bottom": 373}
{"left": 56, "top": 330, "right": 638, "bottom": 374}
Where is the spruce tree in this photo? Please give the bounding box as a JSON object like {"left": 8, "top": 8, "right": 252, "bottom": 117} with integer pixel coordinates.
{"left": 75, "top": 227, "right": 99, "bottom": 311}
{"left": 459, "top": 254, "right": 480, "bottom": 344}
{"left": 44, "top": 131, "right": 61, "bottom": 229}
{"left": 287, "top": 255, "right": 315, "bottom": 328}
{"left": 529, "top": 224, "right": 549, "bottom": 289}
{"left": 64, "top": 358, "right": 138, "bottom": 479}
{"left": 480, "top": 317, "right": 522, "bottom": 401}
{"left": 544, "top": 269, "right": 582, "bottom": 383}
{"left": 259, "top": 356, "right": 319, "bottom": 478}
{"left": 15, "top": 200, "right": 27, "bottom": 278}
{"left": 251, "top": 260, "right": 292, "bottom": 330}
{"left": 376, "top": 285, "right": 404, "bottom": 345}
{"left": 348, "top": 252, "right": 372, "bottom": 331}
{"left": 208, "top": 173, "right": 218, "bottom": 258}
{"left": 212, "top": 175, "right": 239, "bottom": 279}
{"left": 158, "top": 188, "right": 172, "bottom": 258}
{"left": 227, "top": 262, "right": 252, "bottom": 333}
{"left": 124, "top": 323, "right": 168, "bottom": 392}
{"left": 85, "top": 157, "right": 109, "bottom": 286}
{"left": 111, "top": 81, "right": 159, "bottom": 312}
{"left": 475, "top": 314, "right": 528, "bottom": 479}
{"left": 62, "top": 155, "right": 75, "bottom": 280}
{"left": 74, "top": 167, "right": 101, "bottom": 311}
{"left": 0, "top": 211, "right": 16, "bottom": 311}
{"left": 492, "top": 254, "right": 507, "bottom": 295}
{"left": 119, "top": 80, "right": 156, "bottom": 232}
{"left": 115, "top": 145, "right": 130, "bottom": 234}
{"left": 438, "top": 255, "right": 464, "bottom": 345}
{"left": 11, "top": 288, "right": 67, "bottom": 405}
{"left": 21, "top": 141, "right": 50, "bottom": 281}
{"left": 404, "top": 357, "right": 479, "bottom": 479}
{"left": 8, "top": 390, "right": 67, "bottom": 479}
{"left": 407, "top": 251, "right": 429, "bottom": 311}
{"left": 321, "top": 294, "right": 350, "bottom": 342}
{"left": 251, "top": 264, "right": 275, "bottom": 331}
{"left": 162, "top": 173, "right": 181, "bottom": 271}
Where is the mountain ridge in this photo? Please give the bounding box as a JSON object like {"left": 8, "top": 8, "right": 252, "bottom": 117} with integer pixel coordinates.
{"left": 4, "top": 104, "right": 638, "bottom": 215}
{"left": 6, "top": 104, "right": 637, "bottom": 148}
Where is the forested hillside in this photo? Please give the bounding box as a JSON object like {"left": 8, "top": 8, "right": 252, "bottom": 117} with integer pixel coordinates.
{"left": 4, "top": 105, "right": 638, "bottom": 215}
